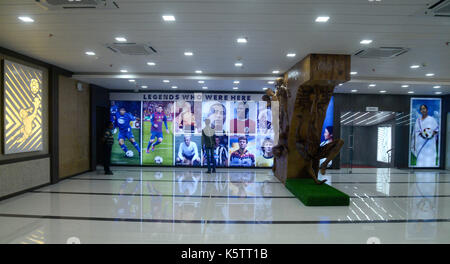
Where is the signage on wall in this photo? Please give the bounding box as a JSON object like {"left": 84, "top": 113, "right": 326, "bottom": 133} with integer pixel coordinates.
{"left": 3, "top": 60, "right": 43, "bottom": 154}
{"left": 366, "top": 106, "right": 379, "bottom": 112}
{"left": 109, "top": 92, "right": 263, "bottom": 102}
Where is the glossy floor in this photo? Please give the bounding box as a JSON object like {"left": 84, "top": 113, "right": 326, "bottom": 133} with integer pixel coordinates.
{"left": 0, "top": 167, "right": 449, "bottom": 244}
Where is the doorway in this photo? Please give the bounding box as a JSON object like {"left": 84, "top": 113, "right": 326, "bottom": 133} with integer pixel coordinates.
{"left": 340, "top": 111, "right": 406, "bottom": 171}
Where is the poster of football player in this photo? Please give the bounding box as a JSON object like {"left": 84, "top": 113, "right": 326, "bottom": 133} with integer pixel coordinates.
{"left": 174, "top": 100, "right": 202, "bottom": 134}
{"left": 409, "top": 98, "right": 441, "bottom": 167}
{"left": 257, "top": 101, "right": 273, "bottom": 135}
{"left": 110, "top": 101, "right": 142, "bottom": 165}
{"left": 202, "top": 101, "right": 229, "bottom": 135}
{"left": 175, "top": 134, "right": 202, "bottom": 166}
{"left": 229, "top": 101, "right": 257, "bottom": 134}
{"left": 255, "top": 135, "right": 274, "bottom": 167}
{"left": 142, "top": 101, "right": 174, "bottom": 166}
{"left": 202, "top": 134, "right": 229, "bottom": 167}
{"left": 229, "top": 135, "right": 256, "bottom": 167}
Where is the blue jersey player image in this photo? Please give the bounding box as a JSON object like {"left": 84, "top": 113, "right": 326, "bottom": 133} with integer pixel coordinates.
{"left": 147, "top": 105, "right": 170, "bottom": 153}
{"left": 115, "top": 107, "right": 141, "bottom": 157}
{"left": 110, "top": 101, "right": 119, "bottom": 133}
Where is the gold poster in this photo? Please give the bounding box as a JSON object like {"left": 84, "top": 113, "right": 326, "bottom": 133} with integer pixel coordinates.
{"left": 3, "top": 60, "right": 43, "bottom": 154}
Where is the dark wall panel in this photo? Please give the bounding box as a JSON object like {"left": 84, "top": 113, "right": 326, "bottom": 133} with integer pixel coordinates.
{"left": 90, "top": 85, "right": 109, "bottom": 170}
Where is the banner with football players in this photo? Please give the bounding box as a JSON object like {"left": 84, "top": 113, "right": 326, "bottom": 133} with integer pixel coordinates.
{"left": 109, "top": 92, "right": 334, "bottom": 168}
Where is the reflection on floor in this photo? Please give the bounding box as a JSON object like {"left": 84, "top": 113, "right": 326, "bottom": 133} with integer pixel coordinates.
{"left": 0, "top": 167, "right": 449, "bottom": 244}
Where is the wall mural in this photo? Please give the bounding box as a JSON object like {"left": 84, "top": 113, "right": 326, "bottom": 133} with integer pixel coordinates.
{"left": 3, "top": 60, "right": 43, "bottom": 154}
{"left": 109, "top": 92, "right": 334, "bottom": 168}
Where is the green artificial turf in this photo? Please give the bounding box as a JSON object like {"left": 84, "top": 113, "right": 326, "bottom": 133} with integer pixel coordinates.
{"left": 285, "top": 178, "right": 350, "bottom": 206}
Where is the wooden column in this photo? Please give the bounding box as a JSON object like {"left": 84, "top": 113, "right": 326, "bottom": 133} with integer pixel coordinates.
{"left": 272, "top": 54, "right": 351, "bottom": 184}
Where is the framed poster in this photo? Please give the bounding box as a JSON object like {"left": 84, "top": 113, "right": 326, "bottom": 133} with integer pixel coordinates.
{"left": 3, "top": 60, "right": 43, "bottom": 154}
{"left": 409, "top": 98, "right": 441, "bottom": 167}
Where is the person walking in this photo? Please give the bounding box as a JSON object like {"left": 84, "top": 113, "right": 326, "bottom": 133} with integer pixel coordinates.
{"left": 202, "top": 119, "right": 216, "bottom": 173}
{"left": 102, "top": 121, "right": 114, "bottom": 175}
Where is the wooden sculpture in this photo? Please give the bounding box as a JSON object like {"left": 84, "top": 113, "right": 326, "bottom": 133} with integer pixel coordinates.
{"left": 270, "top": 54, "right": 350, "bottom": 184}
{"left": 294, "top": 85, "right": 344, "bottom": 184}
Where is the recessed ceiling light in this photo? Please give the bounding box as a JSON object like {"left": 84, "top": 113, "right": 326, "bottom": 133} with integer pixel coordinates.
{"left": 262, "top": 87, "right": 268, "bottom": 90}
{"left": 236, "top": 37, "right": 248, "bottom": 43}
{"left": 85, "top": 51, "right": 96, "bottom": 56}
{"left": 286, "top": 53, "right": 296, "bottom": 57}
{"left": 351, "top": 90, "right": 358, "bottom": 93}
{"left": 195, "top": 70, "right": 202, "bottom": 74}
{"left": 141, "top": 86, "right": 148, "bottom": 89}
{"left": 272, "top": 70, "right": 280, "bottom": 74}
{"left": 350, "top": 71, "right": 358, "bottom": 75}
{"left": 369, "top": 84, "right": 376, "bottom": 87}
{"left": 128, "top": 80, "right": 135, "bottom": 82}
{"left": 267, "top": 81, "right": 275, "bottom": 84}
{"left": 315, "top": 16, "right": 330, "bottom": 23}
{"left": 120, "top": 70, "right": 128, "bottom": 73}
{"left": 115, "top": 37, "right": 127, "bottom": 42}
{"left": 360, "top": 39, "right": 373, "bottom": 45}
{"left": 435, "top": 91, "right": 442, "bottom": 95}
{"left": 162, "top": 15, "right": 176, "bottom": 21}
{"left": 235, "top": 62, "right": 243, "bottom": 67}
{"left": 147, "top": 62, "right": 156, "bottom": 66}
{"left": 202, "top": 86, "right": 208, "bottom": 90}
{"left": 401, "top": 85, "right": 409, "bottom": 88}
{"left": 408, "top": 91, "right": 414, "bottom": 94}
{"left": 233, "top": 81, "right": 240, "bottom": 84}
{"left": 426, "top": 73, "right": 435, "bottom": 77}
{"left": 233, "top": 87, "right": 239, "bottom": 90}
{"left": 410, "top": 65, "right": 420, "bottom": 69}
{"left": 163, "top": 80, "right": 170, "bottom": 83}
{"left": 171, "top": 86, "right": 178, "bottom": 89}
{"left": 380, "top": 90, "right": 387, "bottom": 93}
{"left": 433, "top": 86, "right": 441, "bottom": 89}
{"left": 184, "top": 51, "right": 193, "bottom": 56}
{"left": 18, "top": 16, "right": 34, "bottom": 23}
{"left": 198, "top": 80, "right": 205, "bottom": 84}
{"left": 338, "top": 84, "right": 343, "bottom": 86}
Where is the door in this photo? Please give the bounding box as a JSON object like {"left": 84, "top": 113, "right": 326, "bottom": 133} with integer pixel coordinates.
{"left": 340, "top": 111, "right": 404, "bottom": 171}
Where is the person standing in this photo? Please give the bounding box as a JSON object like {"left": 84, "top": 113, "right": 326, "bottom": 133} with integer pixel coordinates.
{"left": 102, "top": 121, "right": 114, "bottom": 175}
{"left": 202, "top": 119, "right": 216, "bottom": 173}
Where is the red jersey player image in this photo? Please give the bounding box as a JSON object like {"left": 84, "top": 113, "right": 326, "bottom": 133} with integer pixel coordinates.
{"left": 230, "top": 101, "right": 256, "bottom": 134}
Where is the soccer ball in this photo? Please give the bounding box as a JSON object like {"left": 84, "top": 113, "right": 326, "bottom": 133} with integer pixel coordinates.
{"left": 154, "top": 156, "right": 163, "bottom": 164}
{"left": 125, "top": 150, "right": 134, "bottom": 158}
{"left": 422, "top": 128, "right": 434, "bottom": 139}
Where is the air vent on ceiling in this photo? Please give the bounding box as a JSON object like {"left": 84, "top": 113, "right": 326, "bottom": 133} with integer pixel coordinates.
{"left": 106, "top": 43, "right": 157, "bottom": 56}
{"left": 426, "top": 0, "right": 450, "bottom": 17}
{"left": 35, "top": 0, "right": 119, "bottom": 10}
{"left": 354, "top": 47, "right": 409, "bottom": 59}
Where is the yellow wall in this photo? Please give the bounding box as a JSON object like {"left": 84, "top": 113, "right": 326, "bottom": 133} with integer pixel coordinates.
{"left": 58, "top": 75, "right": 90, "bottom": 178}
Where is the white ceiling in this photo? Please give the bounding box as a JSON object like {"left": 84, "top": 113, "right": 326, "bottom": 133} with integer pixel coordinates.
{"left": 0, "top": 0, "right": 449, "bottom": 94}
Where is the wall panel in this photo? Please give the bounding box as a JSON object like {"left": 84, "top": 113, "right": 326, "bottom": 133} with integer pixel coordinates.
{"left": 58, "top": 76, "right": 90, "bottom": 178}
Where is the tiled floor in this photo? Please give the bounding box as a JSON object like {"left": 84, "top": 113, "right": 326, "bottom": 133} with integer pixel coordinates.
{"left": 0, "top": 167, "right": 449, "bottom": 244}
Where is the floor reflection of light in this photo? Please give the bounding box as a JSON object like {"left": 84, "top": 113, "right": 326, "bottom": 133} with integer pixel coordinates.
{"left": 351, "top": 199, "right": 371, "bottom": 220}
